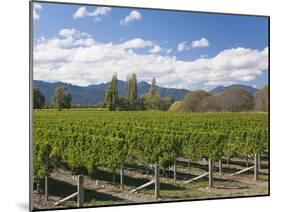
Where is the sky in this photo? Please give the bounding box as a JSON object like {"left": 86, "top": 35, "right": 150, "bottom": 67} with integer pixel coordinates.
{"left": 33, "top": 2, "right": 269, "bottom": 90}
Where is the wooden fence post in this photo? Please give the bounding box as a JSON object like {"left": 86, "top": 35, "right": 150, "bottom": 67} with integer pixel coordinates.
{"left": 209, "top": 158, "right": 214, "bottom": 188}
{"left": 155, "top": 163, "right": 160, "bottom": 199}
{"left": 218, "top": 159, "right": 222, "bottom": 174}
{"left": 227, "top": 157, "right": 230, "bottom": 167}
{"left": 254, "top": 154, "right": 259, "bottom": 181}
{"left": 258, "top": 154, "right": 261, "bottom": 171}
{"left": 112, "top": 168, "right": 116, "bottom": 184}
{"left": 173, "top": 157, "right": 177, "bottom": 181}
{"left": 120, "top": 163, "right": 124, "bottom": 190}
{"left": 77, "top": 175, "right": 84, "bottom": 207}
{"left": 45, "top": 176, "right": 48, "bottom": 201}
{"left": 45, "top": 150, "right": 48, "bottom": 201}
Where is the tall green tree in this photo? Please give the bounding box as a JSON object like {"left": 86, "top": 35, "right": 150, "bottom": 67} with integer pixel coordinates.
{"left": 149, "top": 78, "right": 157, "bottom": 96}
{"left": 51, "top": 86, "right": 72, "bottom": 111}
{"left": 129, "top": 73, "right": 138, "bottom": 104}
{"left": 33, "top": 88, "right": 45, "bottom": 109}
{"left": 144, "top": 94, "right": 161, "bottom": 110}
{"left": 126, "top": 73, "right": 138, "bottom": 109}
{"left": 144, "top": 78, "right": 161, "bottom": 110}
{"left": 105, "top": 73, "right": 118, "bottom": 111}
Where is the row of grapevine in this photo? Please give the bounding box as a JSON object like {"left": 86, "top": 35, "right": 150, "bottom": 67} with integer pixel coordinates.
{"left": 33, "top": 110, "right": 268, "bottom": 184}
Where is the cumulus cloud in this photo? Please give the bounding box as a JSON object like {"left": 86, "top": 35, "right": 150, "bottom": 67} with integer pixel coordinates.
{"left": 33, "top": 3, "right": 42, "bottom": 20}
{"left": 34, "top": 29, "right": 268, "bottom": 89}
{"left": 89, "top": 7, "right": 111, "bottom": 16}
{"left": 177, "top": 38, "right": 209, "bottom": 51}
{"left": 149, "top": 45, "right": 162, "bottom": 54}
{"left": 120, "top": 10, "right": 142, "bottom": 26}
{"left": 192, "top": 37, "right": 209, "bottom": 48}
{"left": 73, "top": 7, "right": 87, "bottom": 19}
{"left": 177, "top": 41, "right": 189, "bottom": 51}
{"left": 119, "top": 38, "right": 153, "bottom": 49}
{"left": 59, "top": 28, "right": 79, "bottom": 37}
{"left": 73, "top": 6, "right": 111, "bottom": 21}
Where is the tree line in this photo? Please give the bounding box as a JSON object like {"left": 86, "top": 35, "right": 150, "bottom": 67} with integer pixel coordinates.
{"left": 33, "top": 86, "right": 72, "bottom": 110}
{"left": 105, "top": 73, "right": 173, "bottom": 111}
{"left": 33, "top": 74, "right": 268, "bottom": 112}
{"left": 169, "top": 85, "right": 268, "bottom": 112}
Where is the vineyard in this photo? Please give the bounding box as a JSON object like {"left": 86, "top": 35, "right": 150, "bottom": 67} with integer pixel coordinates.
{"left": 33, "top": 110, "right": 269, "bottom": 208}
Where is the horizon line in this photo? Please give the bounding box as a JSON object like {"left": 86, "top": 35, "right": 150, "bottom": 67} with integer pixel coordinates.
{"left": 33, "top": 79, "right": 267, "bottom": 91}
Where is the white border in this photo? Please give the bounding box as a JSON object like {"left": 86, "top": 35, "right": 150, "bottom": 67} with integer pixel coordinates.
{"left": 0, "top": 1, "right": 279, "bottom": 212}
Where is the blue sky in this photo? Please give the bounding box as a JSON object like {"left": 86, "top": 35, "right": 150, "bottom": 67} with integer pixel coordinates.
{"left": 33, "top": 1, "right": 269, "bottom": 90}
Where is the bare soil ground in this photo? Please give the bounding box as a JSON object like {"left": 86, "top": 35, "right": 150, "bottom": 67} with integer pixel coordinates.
{"left": 33, "top": 157, "right": 269, "bottom": 210}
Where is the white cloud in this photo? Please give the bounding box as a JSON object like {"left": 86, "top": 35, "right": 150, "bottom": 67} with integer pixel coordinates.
{"left": 149, "top": 45, "right": 162, "bottom": 54}
{"left": 120, "top": 10, "right": 142, "bottom": 26}
{"left": 177, "top": 38, "right": 209, "bottom": 51}
{"left": 192, "top": 37, "right": 209, "bottom": 48}
{"left": 119, "top": 38, "right": 153, "bottom": 49}
{"left": 33, "top": 3, "right": 42, "bottom": 20}
{"left": 59, "top": 28, "right": 79, "bottom": 37}
{"left": 88, "top": 7, "right": 111, "bottom": 17}
{"left": 73, "top": 7, "right": 87, "bottom": 19}
{"left": 73, "top": 6, "right": 111, "bottom": 21}
{"left": 34, "top": 29, "right": 268, "bottom": 89}
{"left": 177, "top": 41, "right": 189, "bottom": 51}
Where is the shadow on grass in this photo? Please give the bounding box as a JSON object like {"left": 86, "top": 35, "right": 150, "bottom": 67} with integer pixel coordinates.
{"left": 47, "top": 177, "right": 125, "bottom": 203}
{"left": 214, "top": 185, "right": 249, "bottom": 190}
{"left": 93, "top": 168, "right": 185, "bottom": 191}
{"left": 176, "top": 159, "right": 268, "bottom": 176}
{"left": 163, "top": 169, "right": 230, "bottom": 183}
{"left": 220, "top": 158, "right": 269, "bottom": 169}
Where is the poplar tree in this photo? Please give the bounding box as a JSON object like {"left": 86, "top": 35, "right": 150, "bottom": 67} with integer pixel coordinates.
{"left": 126, "top": 73, "right": 138, "bottom": 109}
{"left": 149, "top": 78, "right": 157, "bottom": 96}
{"left": 105, "top": 73, "right": 118, "bottom": 110}
{"left": 145, "top": 78, "right": 161, "bottom": 110}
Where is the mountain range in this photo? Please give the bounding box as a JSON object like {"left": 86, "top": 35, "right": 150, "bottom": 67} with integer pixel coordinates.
{"left": 33, "top": 80, "right": 258, "bottom": 105}
{"left": 209, "top": 84, "right": 258, "bottom": 94}
{"left": 33, "top": 80, "right": 189, "bottom": 105}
